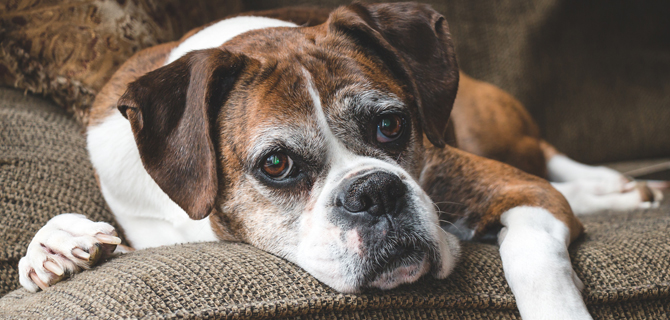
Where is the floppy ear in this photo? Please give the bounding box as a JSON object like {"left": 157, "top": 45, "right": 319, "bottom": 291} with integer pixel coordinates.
{"left": 117, "top": 48, "right": 249, "bottom": 220}
{"left": 328, "top": 2, "right": 459, "bottom": 147}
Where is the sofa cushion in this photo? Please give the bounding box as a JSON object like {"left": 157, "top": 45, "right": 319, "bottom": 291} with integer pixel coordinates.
{"left": 0, "top": 0, "right": 242, "bottom": 125}
{"left": 0, "top": 211, "right": 668, "bottom": 319}
{"left": 1, "top": 87, "right": 669, "bottom": 318}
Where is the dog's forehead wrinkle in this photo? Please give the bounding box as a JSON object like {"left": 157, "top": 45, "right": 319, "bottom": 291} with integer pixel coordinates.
{"left": 336, "top": 86, "right": 405, "bottom": 113}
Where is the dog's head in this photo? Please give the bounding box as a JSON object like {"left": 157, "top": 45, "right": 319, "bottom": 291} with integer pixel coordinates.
{"left": 118, "top": 2, "right": 460, "bottom": 292}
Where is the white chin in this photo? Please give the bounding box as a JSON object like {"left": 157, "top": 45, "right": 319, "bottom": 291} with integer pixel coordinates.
{"left": 368, "top": 256, "right": 432, "bottom": 290}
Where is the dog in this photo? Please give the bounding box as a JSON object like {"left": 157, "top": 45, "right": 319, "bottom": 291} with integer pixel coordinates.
{"left": 18, "top": 3, "right": 662, "bottom": 319}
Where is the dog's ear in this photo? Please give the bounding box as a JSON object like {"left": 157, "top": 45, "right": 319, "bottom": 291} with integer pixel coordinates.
{"left": 328, "top": 2, "right": 459, "bottom": 147}
{"left": 117, "top": 48, "right": 249, "bottom": 220}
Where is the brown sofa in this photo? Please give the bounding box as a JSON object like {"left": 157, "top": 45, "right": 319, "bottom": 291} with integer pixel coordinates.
{"left": 1, "top": 0, "right": 669, "bottom": 318}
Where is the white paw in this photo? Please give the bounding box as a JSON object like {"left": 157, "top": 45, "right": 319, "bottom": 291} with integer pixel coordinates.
{"left": 575, "top": 165, "right": 626, "bottom": 183}
{"left": 547, "top": 154, "right": 626, "bottom": 183}
{"left": 18, "top": 214, "right": 121, "bottom": 292}
{"left": 552, "top": 180, "right": 662, "bottom": 215}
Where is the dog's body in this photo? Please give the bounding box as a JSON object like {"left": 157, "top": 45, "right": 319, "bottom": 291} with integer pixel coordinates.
{"left": 19, "top": 4, "right": 661, "bottom": 319}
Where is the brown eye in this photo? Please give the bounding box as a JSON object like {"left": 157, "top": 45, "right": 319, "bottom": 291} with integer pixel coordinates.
{"left": 262, "top": 153, "right": 293, "bottom": 179}
{"left": 377, "top": 114, "right": 404, "bottom": 143}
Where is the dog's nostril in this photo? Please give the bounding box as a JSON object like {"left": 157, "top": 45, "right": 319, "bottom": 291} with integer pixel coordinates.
{"left": 338, "top": 191, "right": 371, "bottom": 213}
{"left": 338, "top": 171, "right": 407, "bottom": 217}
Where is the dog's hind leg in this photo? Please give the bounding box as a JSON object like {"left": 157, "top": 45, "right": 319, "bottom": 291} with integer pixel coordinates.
{"left": 451, "top": 73, "right": 662, "bottom": 214}
{"left": 540, "top": 141, "right": 662, "bottom": 214}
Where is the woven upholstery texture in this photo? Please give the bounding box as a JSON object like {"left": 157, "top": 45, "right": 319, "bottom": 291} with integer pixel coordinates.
{"left": 1, "top": 87, "right": 669, "bottom": 319}
{"left": 0, "top": 211, "right": 668, "bottom": 319}
{"left": 0, "top": 87, "right": 120, "bottom": 296}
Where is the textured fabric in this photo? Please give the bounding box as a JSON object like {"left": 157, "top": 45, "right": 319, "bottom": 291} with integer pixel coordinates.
{"left": 0, "top": 0, "right": 243, "bottom": 125}
{"left": 0, "top": 87, "right": 120, "bottom": 296}
{"left": 245, "top": 0, "right": 670, "bottom": 164}
{"left": 0, "top": 211, "right": 668, "bottom": 319}
{"left": 1, "top": 87, "right": 669, "bottom": 319}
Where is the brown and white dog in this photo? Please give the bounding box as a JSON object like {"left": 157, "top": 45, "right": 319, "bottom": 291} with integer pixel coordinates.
{"left": 19, "top": 3, "right": 661, "bottom": 319}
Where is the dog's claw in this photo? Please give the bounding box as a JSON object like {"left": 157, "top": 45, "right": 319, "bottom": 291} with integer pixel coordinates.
{"left": 95, "top": 233, "right": 122, "bottom": 245}
{"left": 30, "top": 272, "right": 48, "bottom": 291}
{"left": 43, "top": 260, "right": 64, "bottom": 276}
{"left": 72, "top": 248, "right": 90, "bottom": 261}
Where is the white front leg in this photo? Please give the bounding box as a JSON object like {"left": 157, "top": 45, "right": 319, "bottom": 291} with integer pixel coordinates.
{"left": 498, "top": 206, "right": 592, "bottom": 320}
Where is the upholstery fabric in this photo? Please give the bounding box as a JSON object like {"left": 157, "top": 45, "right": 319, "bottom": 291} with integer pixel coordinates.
{"left": 0, "top": 0, "right": 243, "bottom": 125}
{"left": 0, "top": 87, "right": 120, "bottom": 297}
{"left": 1, "top": 87, "right": 669, "bottom": 319}
{"left": 245, "top": 0, "right": 670, "bottom": 164}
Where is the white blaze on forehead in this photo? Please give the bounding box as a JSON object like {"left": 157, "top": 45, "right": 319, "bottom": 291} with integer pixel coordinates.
{"left": 301, "top": 67, "right": 353, "bottom": 161}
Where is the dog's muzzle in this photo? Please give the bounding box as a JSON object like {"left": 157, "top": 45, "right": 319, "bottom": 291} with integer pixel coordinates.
{"left": 296, "top": 164, "right": 458, "bottom": 293}
{"left": 331, "top": 170, "right": 437, "bottom": 287}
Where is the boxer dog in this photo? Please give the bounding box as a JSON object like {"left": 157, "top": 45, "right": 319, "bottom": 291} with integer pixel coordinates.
{"left": 18, "top": 3, "right": 661, "bottom": 319}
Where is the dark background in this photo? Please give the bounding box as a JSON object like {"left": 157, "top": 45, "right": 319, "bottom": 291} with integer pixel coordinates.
{"left": 248, "top": 0, "right": 670, "bottom": 164}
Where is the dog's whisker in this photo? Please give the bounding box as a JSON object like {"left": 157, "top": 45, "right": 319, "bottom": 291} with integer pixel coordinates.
{"left": 432, "top": 201, "right": 466, "bottom": 206}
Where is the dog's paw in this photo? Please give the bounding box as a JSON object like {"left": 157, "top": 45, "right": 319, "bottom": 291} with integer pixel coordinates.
{"left": 552, "top": 179, "right": 662, "bottom": 215}
{"left": 18, "top": 214, "right": 121, "bottom": 292}
{"left": 547, "top": 155, "right": 626, "bottom": 184}
{"left": 635, "top": 181, "right": 664, "bottom": 208}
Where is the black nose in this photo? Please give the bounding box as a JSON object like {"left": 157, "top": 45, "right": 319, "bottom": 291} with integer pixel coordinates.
{"left": 336, "top": 171, "right": 407, "bottom": 217}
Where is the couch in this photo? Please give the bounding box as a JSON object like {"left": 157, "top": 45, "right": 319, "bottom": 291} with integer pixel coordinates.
{"left": 1, "top": 0, "right": 669, "bottom": 318}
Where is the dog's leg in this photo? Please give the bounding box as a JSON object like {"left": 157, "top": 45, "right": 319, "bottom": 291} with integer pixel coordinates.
{"left": 18, "top": 213, "right": 121, "bottom": 292}
{"left": 498, "top": 207, "right": 591, "bottom": 320}
{"left": 541, "top": 141, "right": 662, "bottom": 214}
{"left": 451, "top": 74, "right": 662, "bottom": 214}
{"left": 422, "top": 146, "right": 590, "bottom": 319}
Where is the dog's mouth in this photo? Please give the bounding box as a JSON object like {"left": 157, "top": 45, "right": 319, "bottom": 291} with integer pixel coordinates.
{"left": 366, "top": 252, "right": 431, "bottom": 290}
{"left": 358, "top": 231, "right": 438, "bottom": 290}
{"left": 294, "top": 213, "right": 458, "bottom": 294}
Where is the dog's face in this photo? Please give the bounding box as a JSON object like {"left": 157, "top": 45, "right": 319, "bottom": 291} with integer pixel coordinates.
{"left": 118, "top": 3, "right": 460, "bottom": 292}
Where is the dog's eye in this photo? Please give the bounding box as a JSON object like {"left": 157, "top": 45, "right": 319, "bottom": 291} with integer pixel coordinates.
{"left": 376, "top": 114, "right": 404, "bottom": 143}
{"left": 262, "top": 153, "right": 293, "bottom": 179}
